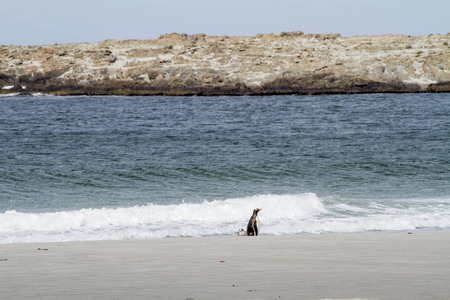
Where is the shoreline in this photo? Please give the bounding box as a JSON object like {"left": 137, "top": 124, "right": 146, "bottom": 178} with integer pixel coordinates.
{"left": 1, "top": 231, "right": 449, "bottom": 299}
{"left": 1, "top": 90, "right": 449, "bottom": 99}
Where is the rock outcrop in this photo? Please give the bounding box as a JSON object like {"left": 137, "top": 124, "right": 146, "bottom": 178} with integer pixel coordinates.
{"left": 1, "top": 32, "right": 449, "bottom": 96}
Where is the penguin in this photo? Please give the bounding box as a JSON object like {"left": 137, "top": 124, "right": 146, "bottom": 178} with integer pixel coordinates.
{"left": 247, "top": 208, "right": 261, "bottom": 236}
{"left": 237, "top": 228, "right": 247, "bottom": 236}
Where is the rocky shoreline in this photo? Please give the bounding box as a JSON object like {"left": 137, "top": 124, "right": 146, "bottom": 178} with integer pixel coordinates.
{"left": 1, "top": 32, "right": 449, "bottom": 96}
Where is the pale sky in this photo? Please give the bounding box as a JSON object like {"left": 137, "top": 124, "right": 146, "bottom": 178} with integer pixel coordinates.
{"left": 1, "top": 0, "right": 449, "bottom": 46}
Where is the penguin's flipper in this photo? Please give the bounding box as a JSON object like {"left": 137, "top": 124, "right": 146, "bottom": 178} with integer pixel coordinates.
{"left": 247, "top": 220, "right": 254, "bottom": 235}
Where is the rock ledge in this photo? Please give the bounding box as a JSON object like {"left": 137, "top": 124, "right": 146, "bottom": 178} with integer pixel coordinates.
{"left": 1, "top": 32, "right": 449, "bottom": 96}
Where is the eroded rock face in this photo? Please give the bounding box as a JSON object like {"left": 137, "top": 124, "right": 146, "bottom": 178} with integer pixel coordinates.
{"left": 1, "top": 32, "right": 449, "bottom": 95}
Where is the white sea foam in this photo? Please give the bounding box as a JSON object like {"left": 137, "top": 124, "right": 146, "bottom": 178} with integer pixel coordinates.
{"left": 0, "top": 92, "right": 54, "bottom": 98}
{"left": 1, "top": 194, "right": 449, "bottom": 244}
{"left": 0, "top": 93, "right": 20, "bottom": 97}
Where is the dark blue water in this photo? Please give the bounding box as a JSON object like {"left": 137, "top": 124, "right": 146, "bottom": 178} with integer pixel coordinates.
{"left": 1, "top": 93, "right": 449, "bottom": 213}
{"left": 1, "top": 93, "right": 449, "bottom": 243}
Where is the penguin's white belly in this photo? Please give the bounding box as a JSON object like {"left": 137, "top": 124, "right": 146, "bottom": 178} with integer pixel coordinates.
{"left": 256, "top": 216, "right": 260, "bottom": 234}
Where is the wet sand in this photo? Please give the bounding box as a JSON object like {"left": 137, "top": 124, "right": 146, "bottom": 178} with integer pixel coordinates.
{"left": 1, "top": 231, "right": 449, "bottom": 299}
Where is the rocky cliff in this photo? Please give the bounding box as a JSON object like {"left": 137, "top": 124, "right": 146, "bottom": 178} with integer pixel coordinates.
{"left": 1, "top": 32, "right": 449, "bottom": 96}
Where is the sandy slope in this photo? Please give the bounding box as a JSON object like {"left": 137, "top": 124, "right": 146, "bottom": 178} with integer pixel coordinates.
{"left": 1, "top": 231, "right": 449, "bottom": 299}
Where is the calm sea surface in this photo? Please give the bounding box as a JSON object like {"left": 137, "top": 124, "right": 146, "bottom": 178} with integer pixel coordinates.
{"left": 0, "top": 93, "right": 449, "bottom": 243}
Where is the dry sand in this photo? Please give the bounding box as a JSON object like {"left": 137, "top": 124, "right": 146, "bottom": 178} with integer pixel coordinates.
{"left": 1, "top": 231, "right": 449, "bottom": 300}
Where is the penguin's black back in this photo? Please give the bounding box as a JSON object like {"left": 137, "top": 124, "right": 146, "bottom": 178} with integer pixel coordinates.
{"left": 247, "top": 218, "right": 257, "bottom": 236}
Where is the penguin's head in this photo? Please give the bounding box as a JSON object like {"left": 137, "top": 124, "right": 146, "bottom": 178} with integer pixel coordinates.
{"left": 254, "top": 208, "right": 261, "bottom": 215}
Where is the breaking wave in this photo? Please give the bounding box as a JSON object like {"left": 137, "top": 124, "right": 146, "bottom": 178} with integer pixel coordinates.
{"left": 1, "top": 193, "right": 450, "bottom": 243}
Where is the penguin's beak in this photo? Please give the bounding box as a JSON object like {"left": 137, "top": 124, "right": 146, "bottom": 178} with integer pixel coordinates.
{"left": 257, "top": 208, "right": 262, "bottom": 212}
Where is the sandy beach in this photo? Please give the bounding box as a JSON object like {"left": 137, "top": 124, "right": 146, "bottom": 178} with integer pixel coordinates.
{"left": 1, "top": 231, "right": 449, "bottom": 300}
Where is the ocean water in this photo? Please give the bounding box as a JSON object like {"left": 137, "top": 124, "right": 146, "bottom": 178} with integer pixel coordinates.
{"left": 0, "top": 93, "right": 449, "bottom": 243}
